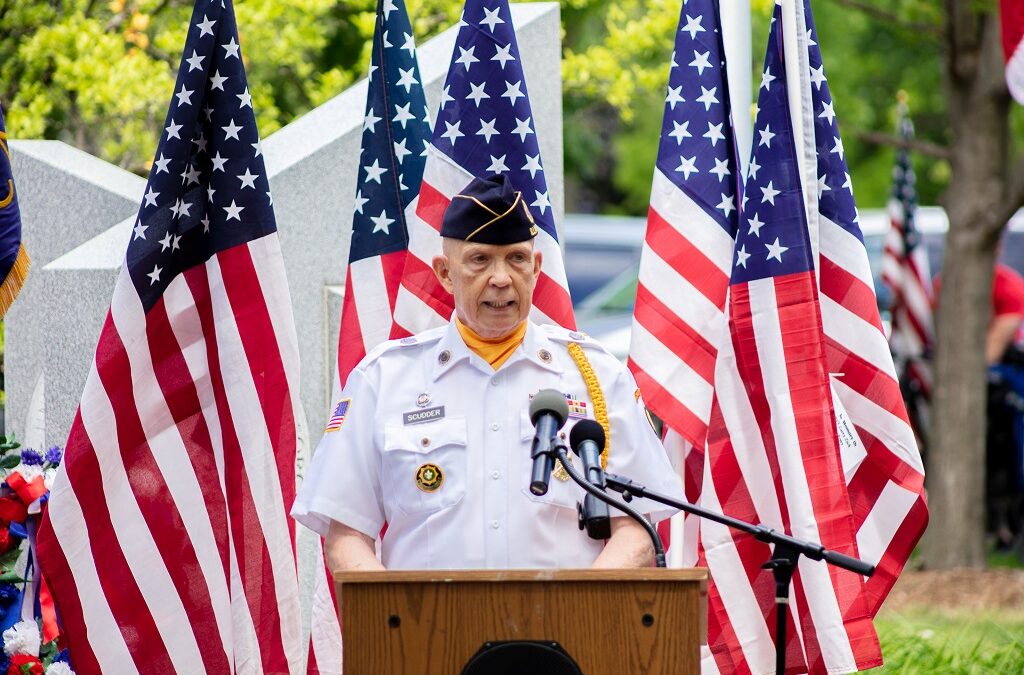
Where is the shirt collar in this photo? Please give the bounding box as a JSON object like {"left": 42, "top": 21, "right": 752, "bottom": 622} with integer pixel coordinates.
{"left": 430, "top": 316, "right": 563, "bottom": 382}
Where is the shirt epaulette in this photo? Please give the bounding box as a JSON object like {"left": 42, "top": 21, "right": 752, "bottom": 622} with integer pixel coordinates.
{"left": 539, "top": 324, "right": 613, "bottom": 357}
{"left": 363, "top": 326, "right": 446, "bottom": 363}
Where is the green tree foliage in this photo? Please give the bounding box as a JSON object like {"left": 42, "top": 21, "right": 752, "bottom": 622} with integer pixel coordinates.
{"left": 1, "top": 0, "right": 1009, "bottom": 213}
{"left": 2, "top": 0, "right": 346, "bottom": 172}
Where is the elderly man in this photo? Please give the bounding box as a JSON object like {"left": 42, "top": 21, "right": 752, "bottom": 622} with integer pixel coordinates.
{"left": 292, "top": 174, "right": 683, "bottom": 571}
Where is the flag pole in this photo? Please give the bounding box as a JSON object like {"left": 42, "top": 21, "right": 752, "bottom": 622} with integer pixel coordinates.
{"left": 721, "top": 0, "right": 752, "bottom": 174}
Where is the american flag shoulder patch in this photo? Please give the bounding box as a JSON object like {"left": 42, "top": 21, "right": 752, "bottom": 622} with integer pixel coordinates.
{"left": 325, "top": 399, "right": 351, "bottom": 433}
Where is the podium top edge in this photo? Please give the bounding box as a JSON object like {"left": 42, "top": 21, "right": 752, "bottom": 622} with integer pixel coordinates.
{"left": 334, "top": 568, "right": 709, "bottom": 584}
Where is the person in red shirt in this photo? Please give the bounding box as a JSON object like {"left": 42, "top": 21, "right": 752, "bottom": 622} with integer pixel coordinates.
{"left": 989, "top": 264, "right": 1024, "bottom": 363}
{"left": 933, "top": 263, "right": 1024, "bottom": 363}
{"left": 985, "top": 264, "right": 1024, "bottom": 553}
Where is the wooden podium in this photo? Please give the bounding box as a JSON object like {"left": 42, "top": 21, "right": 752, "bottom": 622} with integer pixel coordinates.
{"left": 334, "top": 568, "right": 707, "bottom": 674}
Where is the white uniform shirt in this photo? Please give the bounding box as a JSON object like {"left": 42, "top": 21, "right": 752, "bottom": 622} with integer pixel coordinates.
{"left": 292, "top": 319, "right": 684, "bottom": 569}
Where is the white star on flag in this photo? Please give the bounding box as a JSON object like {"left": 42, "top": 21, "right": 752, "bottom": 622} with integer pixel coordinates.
{"left": 765, "top": 237, "right": 788, "bottom": 261}
{"left": 363, "top": 159, "right": 388, "bottom": 184}
{"left": 370, "top": 210, "right": 395, "bottom": 234}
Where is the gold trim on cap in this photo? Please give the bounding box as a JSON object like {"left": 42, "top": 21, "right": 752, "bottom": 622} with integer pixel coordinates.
{"left": 462, "top": 191, "right": 526, "bottom": 242}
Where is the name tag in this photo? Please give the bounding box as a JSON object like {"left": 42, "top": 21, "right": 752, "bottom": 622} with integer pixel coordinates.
{"left": 403, "top": 406, "right": 445, "bottom": 425}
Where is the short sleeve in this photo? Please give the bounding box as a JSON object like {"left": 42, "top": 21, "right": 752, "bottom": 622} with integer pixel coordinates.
{"left": 291, "top": 367, "right": 385, "bottom": 538}
{"left": 993, "top": 265, "right": 1024, "bottom": 318}
{"left": 602, "top": 361, "right": 684, "bottom": 524}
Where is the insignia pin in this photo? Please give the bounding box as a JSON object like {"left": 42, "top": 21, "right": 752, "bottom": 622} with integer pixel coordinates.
{"left": 416, "top": 392, "right": 431, "bottom": 408}
{"left": 538, "top": 349, "right": 552, "bottom": 364}
{"left": 439, "top": 350, "right": 452, "bottom": 365}
{"left": 415, "top": 463, "right": 444, "bottom": 492}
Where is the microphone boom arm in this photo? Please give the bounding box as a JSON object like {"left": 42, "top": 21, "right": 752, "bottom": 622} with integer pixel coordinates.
{"left": 603, "top": 471, "right": 875, "bottom": 675}
{"left": 551, "top": 445, "right": 667, "bottom": 568}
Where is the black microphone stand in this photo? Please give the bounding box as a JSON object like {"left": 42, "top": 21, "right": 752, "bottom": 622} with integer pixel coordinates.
{"left": 548, "top": 444, "right": 667, "bottom": 568}
{"left": 603, "top": 472, "right": 875, "bottom": 675}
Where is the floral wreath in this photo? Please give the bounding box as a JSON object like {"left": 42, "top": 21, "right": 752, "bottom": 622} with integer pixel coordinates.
{"left": 0, "top": 435, "right": 73, "bottom": 675}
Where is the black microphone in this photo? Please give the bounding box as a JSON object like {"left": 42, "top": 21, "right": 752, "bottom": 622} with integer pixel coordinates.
{"left": 570, "top": 419, "right": 611, "bottom": 540}
{"left": 528, "top": 389, "right": 569, "bottom": 496}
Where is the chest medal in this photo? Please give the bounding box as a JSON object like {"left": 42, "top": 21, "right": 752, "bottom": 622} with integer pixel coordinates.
{"left": 415, "top": 463, "right": 444, "bottom": 492}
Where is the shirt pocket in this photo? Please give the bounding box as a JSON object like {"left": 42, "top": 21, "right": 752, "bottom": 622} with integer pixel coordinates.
{"left": 519, "top": 410, "right": 582, "bottom": 511}
{"left": 383, "top": 417, "right": 468, "bottom": 516}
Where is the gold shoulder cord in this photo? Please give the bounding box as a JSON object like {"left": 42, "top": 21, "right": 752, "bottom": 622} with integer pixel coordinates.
{"left": 567, "top": 342, "right": 609, "bottom": 470}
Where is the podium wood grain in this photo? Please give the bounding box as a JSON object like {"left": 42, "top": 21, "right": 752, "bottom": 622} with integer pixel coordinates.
{"left": 335, "top": 569, "right": 707, "bottom": 675}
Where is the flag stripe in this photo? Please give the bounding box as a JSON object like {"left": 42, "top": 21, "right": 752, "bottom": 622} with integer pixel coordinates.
{"left": 629, "top": 361, "right": 709, "bottom": 449}
{"left": 747, "top": 278, "right": 864, "bottom": 669}
{"left": 186, "top": 261, "right": 284, "bottom": 674}
{"left": 646, "top": 207, "right": 730, "bottom": 309}
{"left": 628, "top": 323, "right": 714, "bottom": 425}
{"left": 861, "top": 495, "right": 928, "bottom": 614}
{"left": 831, "top": 378, "right": 924, "bottom": 476}
{"left": 119, "top": 287, "right": 235, "bottom": 663}
{"left": 190, "top": 260, "right": 290, "bottom": 672}
{"left": 818, "top": 255, "right": 883, "bottom": 334}
{"left": 73, "top": 348, "right": 180, "bottom": 672}
{"left": 94, "top": 315, "right": 213, "bottom": 672}
{"left": 633, "top": 283, "right": 718, "bottom": 383}
{"left": 207, "top": 250, "right": 302, "bottom": 672}
{"left": 40, "top": 419, "right": 132, "bottom": 675}
{"left": 351, "top": 253, "right": 402, "bottom": 357}
{"left": 219, "top": 245, "right": 298, "bottom": 539}
{"left": 824, "top": 337, "right": 910, "bottom": 425}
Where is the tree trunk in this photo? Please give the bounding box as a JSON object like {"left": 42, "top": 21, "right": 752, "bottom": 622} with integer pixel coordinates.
{"left": 921, "top": 8, "right": 1011, "bottom": 568}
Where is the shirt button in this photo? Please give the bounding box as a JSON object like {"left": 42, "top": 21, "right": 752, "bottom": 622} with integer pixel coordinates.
{"left": 490, "top": 379, "right": 500, "bottom": 387}
{"left": 490, "top": 520, "right": 500, "bottom": 529}
{"left": 490, "top": 471, "right": 500, "bottom": 479}
{"left": 490, "top": 423, "right": 500, "bottom": 431}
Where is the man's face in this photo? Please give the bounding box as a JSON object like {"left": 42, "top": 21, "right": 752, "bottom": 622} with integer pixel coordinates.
{"left": 432, "top": 238, "right": 542, "bottom": 338}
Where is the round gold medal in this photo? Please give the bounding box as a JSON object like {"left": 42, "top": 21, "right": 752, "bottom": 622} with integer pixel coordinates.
{"left": 415, "top": 463, "right": 444, "bottom": 492}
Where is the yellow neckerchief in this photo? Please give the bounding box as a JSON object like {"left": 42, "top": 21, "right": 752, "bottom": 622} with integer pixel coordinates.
{"left": 455, "top": 317, "right": 527, "bottom": 371}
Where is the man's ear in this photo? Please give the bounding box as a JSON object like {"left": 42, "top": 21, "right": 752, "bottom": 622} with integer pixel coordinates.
{"left": 432, "top": 255, "right": 455, "bottom": 293}
{"left": 532, "top": 249, "right": 543, "bottom": 281}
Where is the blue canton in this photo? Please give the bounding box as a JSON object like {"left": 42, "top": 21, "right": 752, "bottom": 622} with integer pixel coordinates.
{"left": 351, "top": 0, "right": 431, "bottom": 263}
{"left": 432, "top": 0, "right": 555, "bottom": 238}
{"left": 656, "top": 0, "right": 740, "bottom": 237}
{"left": 126, "top": 0, "right": 274, "bottom": 311}
{"left": 805, "top": 0, "right": 861, "bottom": 242}
{"left": 732, "top": 2, "right": 814, "bottom": 284}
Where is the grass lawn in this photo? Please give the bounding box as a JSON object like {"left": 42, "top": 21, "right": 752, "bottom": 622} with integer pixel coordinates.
{"left": 869, "top": 609, "right": 1024, "bottom": 673}
{"left": 866, "top": 558, "right": 1024, "bottom": 673}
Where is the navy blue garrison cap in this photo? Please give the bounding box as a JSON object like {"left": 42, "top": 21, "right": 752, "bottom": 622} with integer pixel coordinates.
{"left": 440, "top": 174, "right": 538, "bottom": 245}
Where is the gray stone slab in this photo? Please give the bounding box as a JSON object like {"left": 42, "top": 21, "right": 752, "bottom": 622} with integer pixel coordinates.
{"left": 4, "top": 142, "right": 143, "bottom": 441}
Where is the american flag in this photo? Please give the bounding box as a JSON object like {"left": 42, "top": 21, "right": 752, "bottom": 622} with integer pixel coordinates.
{"left": 699, "top": 2, "right": 885, "bottom": 672}
{"left": 0, "top": 104, "right": 29, "bottom": 319}
{"left": 625, "top": 0, "right": 739, "bottom": 569}
{"left": 880, "top": 101, "right": 934, "bottom": 428}
{"left": 308, "top": 1, "right": 431, "bottom": 671}
{"left": 336, "top": 0, "right": 432, "bottom": 384}
{"left": 807, "top": 1, "right": 927, "bottom": 619}
{"left": 36, "top": 2, "right": 304, "bottom": 673}
{"left": 391, "top": 0, "right": 575, "bottom": 335}
{"left": 627, "top": 0, "right": 740, "bottom": 454}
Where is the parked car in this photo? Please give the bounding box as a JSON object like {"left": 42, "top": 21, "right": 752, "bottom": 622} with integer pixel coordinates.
{"left": 564, "top": 207, "right": 1024, "bottom": 360}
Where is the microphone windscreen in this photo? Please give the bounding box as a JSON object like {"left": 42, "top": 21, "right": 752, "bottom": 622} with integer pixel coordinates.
{"left": 529, "top": 389, "right": 569, "bottom": 427}
{"left": 569, "top": 419, "right": 605, "bottom": 455}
